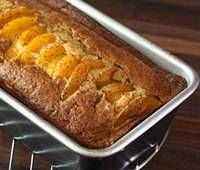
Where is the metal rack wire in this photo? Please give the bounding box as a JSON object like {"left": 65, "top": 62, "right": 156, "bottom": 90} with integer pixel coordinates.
{"left": 8, "top": 137, "right": 55, "bottom": 170}
{"left": 3, "top": 129, "right": 169, "bottom": 170}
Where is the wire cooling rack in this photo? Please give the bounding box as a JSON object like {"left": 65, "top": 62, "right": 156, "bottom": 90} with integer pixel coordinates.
{"left": 0, "top": 125, "right": 169, "bottom": 170}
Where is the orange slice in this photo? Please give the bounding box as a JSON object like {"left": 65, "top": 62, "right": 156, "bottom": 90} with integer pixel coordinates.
{"left": 61, "top": 59, "right": 104, "bottom": 99}
{"left": 0, "top": 7, "right": 33, "bottom": 27}
{"left": 5, "top": 45, "right": 18, "bottom": 60}
{"left": 35, "top": 43, "right": 66, "bottom": 75}
{"left": 102, "top": 83, "right": 132, "bottom": 103}
{"left": 92, "top": 67, "right": 115, "bottom": 88}
{"left": 6, "top": 25, "right": 46, "bottom": 60}
{"left": 20, "top": 33, "right": 56, "bottom": 64}
{"left": 36, "top": 43, "right": 65, "bottom": 67}
{"left": 17, "top": 25, "right": 46, "bottom": 47}
{"left": 1, "top": 16, "right": 36, "bottom": 40}
{"left": 53, "top": 55, "right": 80, "bottom": 79}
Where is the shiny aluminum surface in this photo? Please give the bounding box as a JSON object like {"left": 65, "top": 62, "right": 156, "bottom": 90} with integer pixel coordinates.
{"left": 0, "top": 0, "right": 199, "bottom": 160}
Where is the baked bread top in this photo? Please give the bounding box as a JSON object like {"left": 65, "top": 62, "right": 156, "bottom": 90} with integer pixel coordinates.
{"left": 0, "top": 0, "right": 186, "bottom": 148}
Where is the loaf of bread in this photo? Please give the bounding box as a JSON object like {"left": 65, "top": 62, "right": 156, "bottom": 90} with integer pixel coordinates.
{"left": 0, "top": 0, "right": 186, "bottom": 148}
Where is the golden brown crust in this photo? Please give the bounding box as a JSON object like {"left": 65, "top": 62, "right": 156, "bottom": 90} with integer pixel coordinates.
{"left": 0, "top": 0, "right": 186, "bottom": 148}
{"left": 0, "top": 61, "right": 60, "bottom": 117}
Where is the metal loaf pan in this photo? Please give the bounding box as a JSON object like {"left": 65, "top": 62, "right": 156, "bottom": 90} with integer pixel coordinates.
{"left": 0, "top": 0, "right": 199, "bottom": 169}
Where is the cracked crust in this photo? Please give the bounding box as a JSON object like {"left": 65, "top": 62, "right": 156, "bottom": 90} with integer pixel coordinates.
{"left": 0, "top": 0, "right": 186, "bottom": 148}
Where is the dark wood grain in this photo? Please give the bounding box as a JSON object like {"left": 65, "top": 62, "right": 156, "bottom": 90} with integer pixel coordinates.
{"left": 0, "top": 0, "right": 200, "bottom": 169}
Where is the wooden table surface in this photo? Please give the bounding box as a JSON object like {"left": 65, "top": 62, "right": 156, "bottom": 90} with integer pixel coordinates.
{"left": 0, "top": 0, "right": 200, "bottom": 169}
